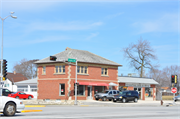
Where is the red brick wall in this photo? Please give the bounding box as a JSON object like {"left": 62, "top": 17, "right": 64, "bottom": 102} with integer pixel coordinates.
{"left": 37, "top": 63, "right": 118, "bottom": 100}
{"left": 119, "top": 83, "right": 125, "bottom": 86}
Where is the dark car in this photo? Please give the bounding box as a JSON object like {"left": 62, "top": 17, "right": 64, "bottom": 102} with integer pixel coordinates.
{"left": 113, "top": 90, "right": 139, "bottom": 103}
{"left": 0, "top": 88, "right": 13, "bottom": 96}
{"left": 174, "top": 95, "right": 180, "bottom": 102}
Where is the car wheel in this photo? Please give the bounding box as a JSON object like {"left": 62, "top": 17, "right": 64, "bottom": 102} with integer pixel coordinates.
{"left": 113, "top": 99, "right": 117, "bottom": 102}
{"left": 28, "top": 96, "right": 32, "bottom": 99}
{"left": 102, "top": 97, "right": 107, "bottom": 101}
{"left": 134, "top": 98, "right": 138, "bottom": 103}
{"left": 15, "top": 96, "right": 19, "bottom": 99}
{"left": 122, "top": 98, "right": 126, "bottom": 103}
{"left": 109, "top": 99, "right": 112, "bottom": 101}
{"left": 3, "top": 102, "right": 16, "bottom": 116}
{"left": 96, "top": 98, "right": 99, "bottom": 101}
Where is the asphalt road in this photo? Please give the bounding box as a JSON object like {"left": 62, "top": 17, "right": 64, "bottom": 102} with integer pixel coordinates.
{"left": 1, "top": 106, "right": 180, "bottom": 119}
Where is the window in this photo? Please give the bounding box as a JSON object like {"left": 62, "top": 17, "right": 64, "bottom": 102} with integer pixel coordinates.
{"left": 77, "top": 66, "right": 88, "bottom": 74}
{"left": 59, "top": 84, "right": 65, "bottom": 96}
{"left": 109, "top": 91, "right": 112, "bottom": 95}
{"left": 101, "top": 68, "right": 108, "bottom": 75}
{"left": 127, "top": 92, "right": 132, "bottom": 96}
{"left": 55, "top": 65, "right": 65, "bottom": 73}
{"left": 17, "top": 86, "right": 28, "bottom": 92}
{"left": 30, "top": 85, "right": 37, "bottom": 92}
{"left": 74, "top": 85, "right": 85, "bottom": 96}
{"left": 113, "top": 91, "right": 117, "bottom": 94}
{"left": 42, "top": 66, "right": 46, "bottom": 74}
{"left": 4, "top": 84, "right": 9, "bottom": 87}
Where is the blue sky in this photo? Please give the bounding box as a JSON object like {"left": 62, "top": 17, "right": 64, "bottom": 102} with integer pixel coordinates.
{"left": 0, "top": 0, "right": 179, "bottom": 76}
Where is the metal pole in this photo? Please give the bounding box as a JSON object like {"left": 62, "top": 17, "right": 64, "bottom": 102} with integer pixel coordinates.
{"left": 74, "top": 59, "right": 77, "bottom": 105}
{"left": 0, "top": 19, "right": 3, "bottom": 96}
{"left": 173, "top": 93, "right": 175, "bottom": 105}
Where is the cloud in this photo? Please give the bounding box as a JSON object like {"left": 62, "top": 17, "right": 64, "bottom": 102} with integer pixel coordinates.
{"left": 85, "top": 32, "right": 99, "bottom": 40}
{"left": 25, "top": 21, "right": 103, "bottom": 32}
{"left": 132, "top": 13, "right": 179, "bottom": 34}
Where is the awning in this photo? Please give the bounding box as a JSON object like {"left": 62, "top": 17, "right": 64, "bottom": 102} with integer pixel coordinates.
{"left": 75, "top": 81, "right": 109, "bottom": 86}
{"left": 109, "top": 82, "right": 118, "bottom": 86}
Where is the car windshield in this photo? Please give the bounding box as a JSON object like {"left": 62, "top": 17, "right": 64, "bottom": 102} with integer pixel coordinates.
{"left": 12, "top": 92, "right": 17, "bottom": 94}
{"left": 119, "top": 91, "right": 127, "bottom": 95}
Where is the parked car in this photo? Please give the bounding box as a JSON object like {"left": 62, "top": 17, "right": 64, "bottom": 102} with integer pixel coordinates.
{"left": 0, "top": 89, "right": 25, "bottom": 116}
{"left": 174, "top": 95, "right": 180, "bottom": 102}
{"left": 94, "top": 90, "right": 120, "bottom": 101}
{"left": 113, "top": 90, "right": 139, "bottom": 103}
{"left": 8, "top": 91, "right": 34, "bottom": 99}
{"left": 0, "top": 88, "right": 13, "bottom": 96}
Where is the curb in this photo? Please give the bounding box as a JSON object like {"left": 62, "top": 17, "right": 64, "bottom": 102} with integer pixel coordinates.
{"left": 21, "top": 110, "right": 42, "bottom": 113}
{"left": 25, "top": 105, "right": 46, "bottom": 107}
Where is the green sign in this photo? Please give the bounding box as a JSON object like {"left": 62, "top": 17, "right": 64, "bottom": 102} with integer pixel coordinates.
{"left": 68, "top": 58, "right": 76, "bottom": 63}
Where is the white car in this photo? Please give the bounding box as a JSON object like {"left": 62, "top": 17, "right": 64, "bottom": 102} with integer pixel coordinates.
{"left": 0, "top": 88, "right": 25, "bottom": 116}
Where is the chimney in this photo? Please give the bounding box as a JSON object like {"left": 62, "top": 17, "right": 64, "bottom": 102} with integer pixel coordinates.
{"left": 66, "top": 47, "right": 71, "bottom": 50}
{"left": 13, "top": 71, "right": 16, "bottom": 75}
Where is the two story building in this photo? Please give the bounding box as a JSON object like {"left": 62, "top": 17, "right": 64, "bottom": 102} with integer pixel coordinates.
{"left": 34, "top": 47, "right": 122, "bottom": 100}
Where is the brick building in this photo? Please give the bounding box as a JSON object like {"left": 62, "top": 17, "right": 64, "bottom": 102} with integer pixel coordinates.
{"left": 35, "top": 47, "right": 122, "bottom": 100}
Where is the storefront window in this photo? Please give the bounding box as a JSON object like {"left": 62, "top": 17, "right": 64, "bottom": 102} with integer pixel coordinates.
{"left": 74, "top": 85, "right": 85, "bottom": 96}
{"left": 59, "top": 84, "right": 65, "bottom": 96}
{"left": 119, "top": 86, "right": 127, "bottom": 91}
{"left": 94, "top": 86, "right": 105, "bottom": 94}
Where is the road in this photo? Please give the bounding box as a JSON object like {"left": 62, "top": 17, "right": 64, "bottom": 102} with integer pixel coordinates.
{"left": 0, "top": 106, "right": 180, "bottom": 119}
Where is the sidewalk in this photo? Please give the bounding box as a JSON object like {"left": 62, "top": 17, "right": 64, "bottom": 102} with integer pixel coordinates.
{"left": 22, "top": 99, "right": 180, "bottom": 107}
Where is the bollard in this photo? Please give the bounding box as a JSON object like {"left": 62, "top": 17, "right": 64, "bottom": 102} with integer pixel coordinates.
{"left": 161, "top": 100, "right": 163, "bottom": 105}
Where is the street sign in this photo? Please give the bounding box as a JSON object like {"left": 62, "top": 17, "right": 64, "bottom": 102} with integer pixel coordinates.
{"left": 0, "top": 82, "right": 4, "bottom": 85}
{"left": 171, "top": 87, "right": 177, "bottom": 93}
{"left": 68, "top": 58, "right": 76, "bottom": 63}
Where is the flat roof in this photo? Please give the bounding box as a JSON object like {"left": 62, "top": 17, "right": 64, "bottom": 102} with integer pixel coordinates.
{"left": 118, "top": 77, "right": 159, "bottom": 85}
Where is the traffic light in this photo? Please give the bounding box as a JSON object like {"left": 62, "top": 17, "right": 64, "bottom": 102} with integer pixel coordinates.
{"left": 171, "top": 75, "right": 175, "bottom": 83}
{"left": 50, "top": 56, "right": 57, "bottom": 61}
{"left": 175, "top": 75, "right": 178, "bottom": 84}
{"left": 76, "top": 82, "right": 79, "bottom": 86}
{"left": 2, "top": 59, "right": 7, "bottom": 81}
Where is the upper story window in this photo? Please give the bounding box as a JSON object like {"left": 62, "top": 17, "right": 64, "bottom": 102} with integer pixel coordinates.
{"left": 77, "top": 66, "right": 88, "bottom": 74}
{"left": 101, "top": 68, "right": 108, "bottom": 75}
{"left": 55, "top": 65, "right": 65, "bottom": 73}
{"left": 42, "top": 66, "right": 46, "bottom": 74}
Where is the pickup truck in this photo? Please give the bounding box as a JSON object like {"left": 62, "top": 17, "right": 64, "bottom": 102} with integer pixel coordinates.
{"left": 0, "top": 88, "right": 25, "bottom": 116}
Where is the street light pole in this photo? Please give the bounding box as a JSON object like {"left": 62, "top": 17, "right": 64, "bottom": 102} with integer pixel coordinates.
{"left": 75, "top": 59, "right": 77, "bottom": 105}
{"left": 0, "top": 12, "right": 17, "bottom": 96}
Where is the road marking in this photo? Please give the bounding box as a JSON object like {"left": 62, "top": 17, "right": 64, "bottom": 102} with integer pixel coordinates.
{"left": 21, "top": 110, "right": 42, "bottom": 113}
{"left": 25, "top": 105, "right": 45, "bottom": 107}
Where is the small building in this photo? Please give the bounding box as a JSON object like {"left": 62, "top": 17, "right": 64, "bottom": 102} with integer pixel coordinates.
{"left": 34, "top": 47, "right": 122, "bottom": 100}
{"left": 2, "top": 72, "right": 28, "bottom": 92}
{"left": 118, "top": 76, "right": 159, "bottom": 100}
{"left": 15, "top": 78, "right": 37, "bottom": 98}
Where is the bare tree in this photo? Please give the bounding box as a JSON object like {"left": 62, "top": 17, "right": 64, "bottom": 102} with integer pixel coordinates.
{"left": 149, "top": 65, "right": 180, "bottom": 90}
{"left": 123, "top": 38, "right": 158, "bottom": 77}
{"left": 13, "top": 59, "right": 39, "bottom": 79}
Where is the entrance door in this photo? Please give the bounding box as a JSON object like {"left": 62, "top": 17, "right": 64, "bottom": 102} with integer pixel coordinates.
{"left": 87, "top": 86, "right": 92, "bottom": 99}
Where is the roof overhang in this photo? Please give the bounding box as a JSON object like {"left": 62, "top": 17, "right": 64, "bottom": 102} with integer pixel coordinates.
{"left": 118, "top": 77, "right": 159, "bottom": 85}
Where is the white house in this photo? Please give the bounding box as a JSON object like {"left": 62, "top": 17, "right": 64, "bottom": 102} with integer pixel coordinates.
{"left": 15, "top": 78, "right": 37, "bottom": 99}
{"left": 2, "top": 72, "right": 28, "bottom": 92}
